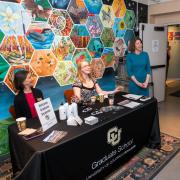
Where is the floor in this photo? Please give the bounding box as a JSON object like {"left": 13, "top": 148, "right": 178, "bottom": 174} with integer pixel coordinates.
{"left": 154, "top": 80, "right": 180, "bottom": 180}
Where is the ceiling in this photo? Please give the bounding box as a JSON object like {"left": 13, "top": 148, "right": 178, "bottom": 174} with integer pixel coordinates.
{"left": 133, "top": 0, "right": 174, "bottom": 5}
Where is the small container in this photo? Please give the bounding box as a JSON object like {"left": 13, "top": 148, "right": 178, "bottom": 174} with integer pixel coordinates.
{"left": 16, "top": 117, "right": 26, "bottom": 131}
{"left": 59, "top": 103, "right": 66, "bottom": 120}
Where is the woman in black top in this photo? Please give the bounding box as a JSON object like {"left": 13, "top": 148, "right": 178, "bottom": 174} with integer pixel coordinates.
{"left": 14, "top": 70, "right": 43, "bottom": 119}
{"left": 72, "top": 57, "right": 123, "bottom": 102}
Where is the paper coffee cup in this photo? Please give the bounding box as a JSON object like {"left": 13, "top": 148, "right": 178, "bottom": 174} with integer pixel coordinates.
{"left": 99, "top": 94, "right": 104, "bottom": 103}
{"left": 91, "top": 96, "right": 96, "bottom": 103}
{"left": 16, "top": 117, "right": 27, "bottom": 132}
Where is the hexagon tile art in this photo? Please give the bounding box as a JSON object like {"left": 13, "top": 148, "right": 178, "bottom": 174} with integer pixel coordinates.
{"left": 72, "top": 49, "right": 91, "bottom": 68}
{"left": 112, "top": 0, "right": 127, "bottom": 18}
{"left": 86, "top": 15, "right": 103, "bottom": 38}
{"left": 91, "top": 58, "right": 105, "bottom": 79}
{"left": 84, "top": 0, "right": 102, "bottom": 15}
{"left": 0, "top": 30, "right": 5, "bottom": 45}
{"left": 113, "top": 18, "right": 127, "bottom": 38}
{"left": 88, "top": 38, "right": 104, "bottom": 58}
{"left": 54, "top": 61, "right": 76, "bottom": 86}
{"left": 68, "top": 0, "right": 88, "bottom": 24}
{"left": 124, "top": 9, "right": 136, "bottom": 29}
{"left": 30, "top": 50, "right": 57, "bottom": 77}
{"left": 4, "top": 65, "right": 38, "bottom": 94}
{"left": 101, "top": 27, "right": 115, "bottom": 47}
{"left": 52, "top": 36, "right": 75, "bottom": 61}
{"left": 49, "top": 0, "right": 70, "bottom": 10}
{"left": 26, "top": 22, "right": 55, "bottom": 50}
{"left": 49, "top": 9, "right": 73, "bottom": 36}
{"left": 113, "top": 38, "right": 127, "bottom": 57}
{"left": 21, "top": 0, "right": 52, "bottom": 22}
{"left": 0, "top": 35, "right": 34, "bottom": 65}
{"left": 70, "top": 25, "right": 90, "bottom": 48}
{"left": 0, "top": 55, "right": 10, "bottom": 82}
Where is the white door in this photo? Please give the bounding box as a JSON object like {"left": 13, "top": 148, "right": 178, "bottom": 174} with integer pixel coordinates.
{"left": 139, "top": 23, "right": 167, "bottom": 102}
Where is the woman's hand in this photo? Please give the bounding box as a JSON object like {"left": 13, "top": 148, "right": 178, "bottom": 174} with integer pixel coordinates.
{"left": 142, "top": 82, "right": 148, "bottom": 88}
{"left": 114, "top": 85, "right": 124, "bottom": 92}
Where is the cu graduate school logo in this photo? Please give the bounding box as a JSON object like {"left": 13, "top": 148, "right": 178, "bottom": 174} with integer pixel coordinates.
{"left": 107, "top": 127, "right": 122, "bottom": 146}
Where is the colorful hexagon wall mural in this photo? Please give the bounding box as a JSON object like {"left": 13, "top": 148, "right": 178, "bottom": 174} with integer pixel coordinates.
{"left": 101, "top": 48, "right": 116, "bottom": 68}
{"left": 49, "top": 0, "right": 70, "bottom": 10}
{"left": 0, "top": 30, "right": 5, "bottom": 45}
{"left": 54, "top": 61, "right": 76, "bottom": 86}
{"left": 0, "top": 55, "right": 9, "bottom": 82}
{"left": 70, "top": 25, "right": 90, "bottom": 48}
{"left": 52, "top": 36, "right": 75, "bottom": 61}
{"left": 4, "top": 65, "right": 38, "bottom": 94}
{"left": 0, "top": 2, "right": 32, "bottom": 35}
{"left": 26, "top": 22, "right": 55, "bottom": 50}
{"left": 87, "top": 38, "right": 104, "bottom": 58}
{"left": 86, "top": 15, "right": 103, "bottom": 38}
{"left": 21, "top": 0, "right": 52, "bottom": 22}
{"left": 99, "top": 5, "right": 115, "bottom": 28}
{"left": 72, "top": 49, "right": 91, "bottom": 68}
{"left": 113, "top": 18, "right": 127, "bottom": 38}
{"left": 68, "top": 0, "right": 88, "bottom": 24}
{"left": 113, "top": 38, "right": 127, "bottom": 57}
{"left": 0, "top": 0, "right": 147, "bottom": 155}
{"left": 91, "top": 58, "right": 105, "bottom": 79}
{"left": 49, "top": 9, "right": 73, "bottom": 36}
{"left": 84, "top": 0, "right": 102, "bottom": 14}
{"left": 0, "top": 35, "right": 34, "bottom": 65}
{"left": 101, "top": 27, "right": 115, "bottom": 47}
{"left": 124, "top": 9, "right": 136, "bottom": 29}
{"left": 112, "top": 0, "right": 127, "bottom": 18}
{"left": 30, "top": 50, "right": 57, "bottom": 77}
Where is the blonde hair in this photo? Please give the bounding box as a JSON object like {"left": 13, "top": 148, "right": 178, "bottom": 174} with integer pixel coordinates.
{"left": 77, "top": 60, "right": 93, "bottom": 83}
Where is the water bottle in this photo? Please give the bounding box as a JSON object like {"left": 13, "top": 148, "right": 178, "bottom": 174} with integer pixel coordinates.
{"left": 72, "top": 102, "right": 78, "bottom": 117}
{"left": 59, "top": 103, "right": 66, "bottom": 120}
{"left": 67, "top": 103, "right": 74, "bottom": 119}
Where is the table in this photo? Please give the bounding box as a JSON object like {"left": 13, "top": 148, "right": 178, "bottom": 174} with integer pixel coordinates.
{"left": 8, "top": 93, "right": 161, "bottom": 180}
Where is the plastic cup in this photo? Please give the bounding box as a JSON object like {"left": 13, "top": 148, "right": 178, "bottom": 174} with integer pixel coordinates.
{"left": 99, "top": 94, "right": 104, "bottom": 103}
{"left": 108, "top": 94, "right": 114, "bottom": 106}
{"left": 16, "top": 117, "right": 27, "bottom": 132}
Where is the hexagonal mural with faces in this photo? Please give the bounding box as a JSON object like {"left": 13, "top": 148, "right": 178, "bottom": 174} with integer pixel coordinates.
{"left": 91, "top": 58, "right": 105, "bottom": 79}
{"left": 101, "top": 27, "right": 115, "bottom": 47}
{"left": 86, "top": 15, "right": 103, "bottom": 38}
{"left": 72, "top": 49, "right": 91, "bottom": 68}
{"left": 87, "top": 38, "right": 104, "bottom": 58}
{"left": 0, "top": 55, "right": 10, "bottom": 82}
{"left": 124, "top": 9, "right": 136, "bottom": 29}
{"left": 52, "top": 35, "right": 75, "bottom": 61}
{"left": 70, "top": 25, "right": 90, "bottom": 48}
{"left": 113, "top": 18, "right": 127, "bottom": 38}
{"left": 68, "top": 0, "right": 88, "bottom": 24}
{"left": 4, "top": 65, "right": 38, "bottom": 94}
{"left": 54, "top": 61, "right": 77, "bottom": 86}
{"left": 21, "top": 0, "right": 52, "bottom": 22}
{"left": 99, "top": 4, "right": 115, "bottom": 28}
{"left": 26, "top": 22, "right": 55, "bottom": 50}
{"left": 112, "top": 0, "right": 127, "bottom": 18}
{"left": 49, "top": 9, "right": 73, "bottom": 36}
{"left": 30, "top": 50, "right": 57, "bottom": 77}
{"left": 0, "top": 35, "right": 34, "bottom": 65}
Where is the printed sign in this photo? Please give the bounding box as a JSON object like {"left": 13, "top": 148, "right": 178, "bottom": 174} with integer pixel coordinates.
{"left": 35, "top": 98, "right": 57, "bottom": 132}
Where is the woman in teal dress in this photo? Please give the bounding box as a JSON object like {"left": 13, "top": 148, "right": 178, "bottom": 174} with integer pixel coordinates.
{"left": 126, "top": 37, "right": 151, "bottom": 96}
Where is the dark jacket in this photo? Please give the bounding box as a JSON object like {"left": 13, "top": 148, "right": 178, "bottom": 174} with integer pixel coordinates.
{"left": 14, "top": 88, "right": 44, "bottom": 119}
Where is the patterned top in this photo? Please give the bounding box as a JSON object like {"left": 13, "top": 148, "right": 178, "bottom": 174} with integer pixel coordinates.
{"left": 72, "top": 78, "right": 97, "bottom": 102}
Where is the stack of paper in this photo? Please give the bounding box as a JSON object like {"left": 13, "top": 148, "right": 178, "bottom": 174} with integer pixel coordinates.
{"left": 123, "top": 94, "right": 143, "bottom": 100}
{"left": 122, "top": 101, "right": 142, "bottom": 109}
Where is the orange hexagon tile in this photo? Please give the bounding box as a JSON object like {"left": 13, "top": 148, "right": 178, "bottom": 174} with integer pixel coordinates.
{"left": 112, "top": 0, "right": 127, "bottom": 18}
{"left": 30, "top": 50, "right": 58, "bottom": 77}
{"left": 91, "top": 58, "right": 105, "bottom": 79}
{"left": 4, "top": 65, "right": 38, "bottom": 94}
{"left": 0, "top": 35, "right": 34, "bottom": 65}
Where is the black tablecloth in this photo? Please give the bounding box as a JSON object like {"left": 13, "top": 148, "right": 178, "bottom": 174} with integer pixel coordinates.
{"left": 8, "top": 93, "right": 161, "bottom": 180}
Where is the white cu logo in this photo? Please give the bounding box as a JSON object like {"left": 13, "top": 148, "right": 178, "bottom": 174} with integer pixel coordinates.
{"left": 107, "top": 127, "right": 122, "bottom": 146}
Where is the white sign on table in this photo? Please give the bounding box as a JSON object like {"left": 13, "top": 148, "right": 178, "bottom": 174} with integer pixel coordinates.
{"left": 35, "top": 98, "right": 57, "bottom": 132}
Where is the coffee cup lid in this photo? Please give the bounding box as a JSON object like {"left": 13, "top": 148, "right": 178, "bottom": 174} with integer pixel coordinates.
{"left": 16, "top": 117, "right": 26, "bottom": 122}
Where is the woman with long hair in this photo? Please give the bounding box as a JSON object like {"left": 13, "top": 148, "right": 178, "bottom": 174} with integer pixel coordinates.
{"left": 126, "top": 37, "right": 151, "bottom": 96}
{"left": 72, "top": 55, "right": 123, "bottom": 102}
{"left": 14, "top": 70, "right": 43, "bottom": 119}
